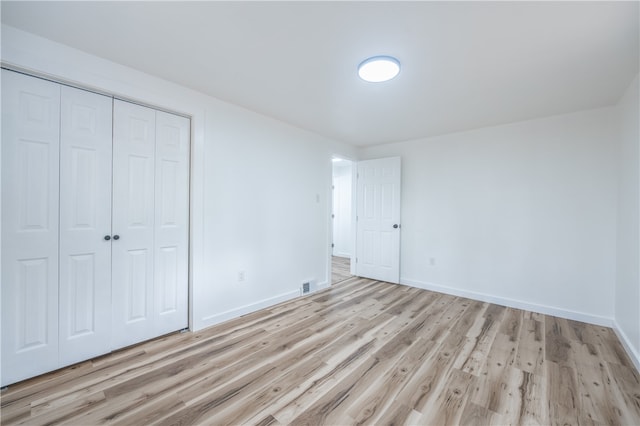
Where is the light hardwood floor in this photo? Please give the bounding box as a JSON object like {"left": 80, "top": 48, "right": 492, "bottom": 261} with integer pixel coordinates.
{"left": 2, "top": 277, "right": 639, "bottom": 425}
{"left": 331, "top": 255, "right": 353, "bottom": 284}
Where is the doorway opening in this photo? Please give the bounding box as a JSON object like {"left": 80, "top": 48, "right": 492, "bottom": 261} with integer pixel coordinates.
{"left": 331, "top": 157, "right": 355, "bottom": 284}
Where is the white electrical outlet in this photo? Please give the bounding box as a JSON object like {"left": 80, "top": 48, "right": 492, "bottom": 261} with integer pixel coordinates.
{"left": 238, "top": 271, "right": 245, "bottom": 282}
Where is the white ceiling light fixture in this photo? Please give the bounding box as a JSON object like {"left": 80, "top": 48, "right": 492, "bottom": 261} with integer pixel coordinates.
{"left": 358, "top": 56, "right": 401, "bottom": 83}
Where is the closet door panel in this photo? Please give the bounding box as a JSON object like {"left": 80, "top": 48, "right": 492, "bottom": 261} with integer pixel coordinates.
{"left": 1, "top": 70, "right": 61, "bottom": 386}
{"left": 112, "top": 100, "right": 156, "bottom": 349}
{"left": 154, "top": 111, "right": 190, "bottom": 334}
{"left": 59, "top": 86, "right": 113, "bottom": 366}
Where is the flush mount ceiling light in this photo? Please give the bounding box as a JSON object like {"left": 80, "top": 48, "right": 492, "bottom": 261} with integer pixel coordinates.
{"left": 358, "top": 56, "right": 400, "bottom": 83}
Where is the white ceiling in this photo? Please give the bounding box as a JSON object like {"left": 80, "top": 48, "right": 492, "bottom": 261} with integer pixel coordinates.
{"left": 2, "top": 1, "right": 638, "bottom": 147}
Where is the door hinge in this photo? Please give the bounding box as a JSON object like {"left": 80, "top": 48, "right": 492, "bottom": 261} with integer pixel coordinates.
{"left": 356, "top": 258, "right": 358, "bottom": 263}
{"left": 331, "top": 243, "right": 334, "bottom": 248}
{"left": 331, "top": 214, "right": 335, "bottom": 219}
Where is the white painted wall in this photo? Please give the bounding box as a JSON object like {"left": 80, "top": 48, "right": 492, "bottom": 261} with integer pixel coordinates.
{"left": 614, "top": 74, "right": 640, "bottom": 369}
{"left": 360, "top": 108, "right": 618, "bottom": 325}
{"left": 0, "top": 25, "right": 357, "bottom": 331}
{"left": 332, "top": 161, "right": 352, "bottom": 258}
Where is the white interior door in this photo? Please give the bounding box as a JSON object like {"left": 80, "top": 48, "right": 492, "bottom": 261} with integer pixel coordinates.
{"left": 59, "top": 86, "right": 113, "bottom": 366}
{"left": 154, "top": 111, "right": 190, "bottom": 335}
{"left": 112, "top": 100, "right": 157, "bottom": 349}
{"left": 1, "top": 70, "right": 61, "bottom": 386}
{"left": 355, "top": 157, "right": 401, "bottom": 283}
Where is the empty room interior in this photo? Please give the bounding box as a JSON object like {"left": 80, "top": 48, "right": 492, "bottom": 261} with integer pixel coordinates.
{"left": 1, "top": 1, "right": 640, "bottom": 425}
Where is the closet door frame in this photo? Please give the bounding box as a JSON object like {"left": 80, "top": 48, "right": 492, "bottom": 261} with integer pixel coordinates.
{"left": 1, "top": 68, "right": 193, "bottom": 386}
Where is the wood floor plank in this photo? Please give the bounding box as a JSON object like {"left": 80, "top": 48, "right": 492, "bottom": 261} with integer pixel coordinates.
{"left": 18, "top": 391, "right": 107, "bottom": 426}
{"left": 547, "top": 361, "right": 582, "bottom": 426}
{"left": 457, "top": 302, "right": 497, "bottom": 376}
{"left": 393, "top": 301, "right": 479, "bottom": 413}
{"left": 284, "top": 355, "right": 380, "bottom": 425}
{"left": 114, "top": 393, "right": 187, "bottom": 426}
{"left": 207, "top": 356, "right": 328, "bottom": 425}
{"left": 374, "top": 401, "right": 421, "bottom": 426}
{"left": 470, "top": 331, "right": 521, "bottom": 414}
{"left": 345, "top": 337, "right": 434, "bottom": 424}
{"left": 254, "top": 414, "right": 282, "bottom": 426}
{"left": 575, "top": 359, "right": 629, "bottom": 425}
{"left": 1, "top": 278, "right": 638, "bottom": 426}
{"left": 419, "top": 368, "right": 477, "bottom": 425}
{"left": 459, "top": 401, "right": 501, "bottom": 425}
{"left": 595, "top": 327, "right": 639, "bottom": 370}
{"left": 545, "top": 316, "right": 573, "bottom": 365}
{"left": 160, "top": 362, "right": 280, "bottom": 425}
{"left": 501, "top": 368, "right": 548, "bottom": 426}
{"left": 515, "top": 318, "right": 545, "bottom": 376}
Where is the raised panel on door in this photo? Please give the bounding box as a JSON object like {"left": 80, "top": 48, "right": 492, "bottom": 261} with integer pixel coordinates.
{"left": 356, "top": 157, "right": 401, "bottom": 284}
{"left": 59, "top": 86, "right": 113, "bottom": 366}
{"left": 154, "top": 111, "right": 190, "bottom": 335}
{"left": 1, "top": 70, "right": 61, "bottom": 386}
{"left": 112, "top": 100, "right": 156, "bottom": 349}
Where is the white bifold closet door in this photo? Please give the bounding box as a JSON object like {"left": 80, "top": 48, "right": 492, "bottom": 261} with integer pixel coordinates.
{"left": 2, "top": 70, "right": 190, "bottom": 386}
{"left": 111, "top": 100, "right": 189, "bottom": 350}
{"left": 58, "top": 85, "right": 113, "bottom": 366}
{"left": 153, "top": 110, "right": 190, "bottom": 336}
{"left": 1, "top": 71, "right": 61, "bottom": 384}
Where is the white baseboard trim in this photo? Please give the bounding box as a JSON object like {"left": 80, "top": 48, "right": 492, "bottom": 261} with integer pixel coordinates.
{"left": 315, "top": 280, "right": 330, "bottom": 291}
{"left": 400, "top": 278, "right": 614, "bottom": 327}
{"left": 196, "top": 289, "right": 300, "bottom": 331}
{"left": 612, "top": 320, "right": 640, "bottom": 373}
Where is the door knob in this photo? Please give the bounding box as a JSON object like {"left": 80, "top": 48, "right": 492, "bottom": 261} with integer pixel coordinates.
{"left": 393, "top": 224, "right": 399, "bottom": 229}
{"left": 104, "top": 235, "right": 111, "bottom": 241}
{"left": 113, "top": 235, "right": 120, "bottom": 240}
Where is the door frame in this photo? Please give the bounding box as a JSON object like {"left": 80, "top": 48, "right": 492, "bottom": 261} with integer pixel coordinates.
{"left": 328, "top": 155, "right": 357, "bottom": 284}
{"left": 1, "top": 65, "right": 196, "bottom": 329}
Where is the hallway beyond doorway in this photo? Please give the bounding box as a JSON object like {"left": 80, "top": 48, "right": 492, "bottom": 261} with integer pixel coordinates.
{"left": 331, "top": 256, "right": 353, "bottom": 284}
